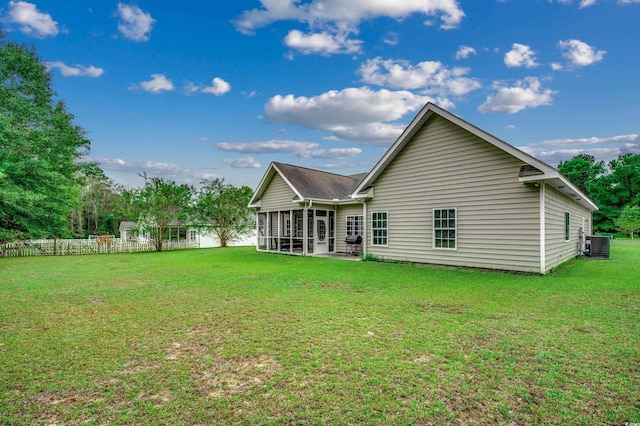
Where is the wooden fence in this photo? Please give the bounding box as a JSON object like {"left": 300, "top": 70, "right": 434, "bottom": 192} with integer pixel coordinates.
{"left": 0, "top": 238, "right": 200, "bottom": 258}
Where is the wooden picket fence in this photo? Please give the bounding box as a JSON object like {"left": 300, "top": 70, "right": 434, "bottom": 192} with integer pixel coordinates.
{"left": 0, "top": 238, "right": 200, "bottom": 258}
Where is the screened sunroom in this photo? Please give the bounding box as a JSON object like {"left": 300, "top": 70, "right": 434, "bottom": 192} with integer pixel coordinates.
{"left": 256, "top": 208, "right": 335, "bottom": 255}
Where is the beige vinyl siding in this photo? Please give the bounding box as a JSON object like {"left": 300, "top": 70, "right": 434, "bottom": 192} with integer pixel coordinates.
{"left": 366, "top": 115, "right": 541, "bottom": 273}
{"left": 544, "top": 185, "right": 592, "bottom": 271}
{"left": 259, "top": 174, "right": 298, "bottom": 211}
{"left": 335, "top": 204, "right": 365, "bottom": 253}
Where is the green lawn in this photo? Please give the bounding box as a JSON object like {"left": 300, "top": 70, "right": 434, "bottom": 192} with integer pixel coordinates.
{"left": 1, "top": 242, "right": 638, "bottom": 424}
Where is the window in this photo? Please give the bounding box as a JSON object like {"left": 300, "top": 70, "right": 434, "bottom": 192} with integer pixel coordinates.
{"left": 371, "top": 212, "right": 388, "bottom": 246}
{"left": 433, "top": 208, "right": 456, "bottom": 249}
{"left": 565, "top": 212, "right": 570, "bottom": 241}
{"left": 189, "top": 230, "right": 197, "bottom": 240}
{"left": 346, "top": 215, "right": 363, "bottom": 236}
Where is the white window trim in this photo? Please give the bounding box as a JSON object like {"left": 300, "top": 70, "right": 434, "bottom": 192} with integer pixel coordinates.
{"left": 346, "top": 215, "right": 363, "bottom": 236}
{"left": 371, "top": 211, "right": 388, "bottom": 247}
{"left": 433, "top": 207, "right": 457, "bottom": 250}
{"left": 565, "top": 211, "right": 571, "bottom": 242}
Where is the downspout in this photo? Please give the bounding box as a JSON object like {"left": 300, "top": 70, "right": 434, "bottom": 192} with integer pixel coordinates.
{"left": 303, "top": 200, "right": 309, "bottom": 256}
{"left": 362, "top": 199, "right": 368, "bottom": 257}
{"left": 540, "top": 181, "right": 546, "bottom": 274}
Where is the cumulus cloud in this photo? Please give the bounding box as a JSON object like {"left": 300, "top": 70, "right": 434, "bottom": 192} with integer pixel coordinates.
{"left": 222, "top": 157, "right": 262, "bottom": 168}
{"left": 264, "top": 86, "right": 436, "bottom": 144}
{"left": 183, "top": 77, "right": 231, "bottom": 96}
{"left": 217, "top": 140, "right": 319, "bottom": 154}
{"left": 523, "top": 134, "right": 640, "bottom": 163}
{"left": 558, "top": 39, "right": 605, "bottom": 67}
{"left": 455, "top": 45, "right": 476, "bottom": 60}
{"left": 358, "top": 57, "right": 481, "bottom": 96}
{"left": 47, "top": 61, "right": 104, "bottom": 77}
{"left": 116, "top": 3, "right": 155, "bottom": 42}
{"left": 284, "top": 29, "right": 362, "bottom": 55}
{"left": 217, "top": 140, "right": 362, "bottom": 159}
{"left": 504, "top": 43, "right": 539, "bottom": 68}
{"left": 202, "top": 78, "right": 232, "bottom": 96}
{"left": 8, "top": 1, "right": 58, "bottom": 37}
{"left": 234, "top": 0, "right": 465, "bottom": 34}
{"left": 520, "top": 134, "right": 640, "bottom": 165}
{"left": 129, "top": 74, "right": 175, "bottom": 93}
{"left": 297, "top": 147, "right": 363, "bottom": 159}
{"left": 94, "top": 157, "right": 220, "bottom": 185}
{"left": 541, "top": 134, "right": 639, "bottom": 147}
{"left": 478, "top": 77, "right": 556, "bottom": 114}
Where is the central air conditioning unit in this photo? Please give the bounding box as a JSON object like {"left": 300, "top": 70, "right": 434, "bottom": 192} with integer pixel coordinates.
{"left": 584, "top": 236, "right": 610, "bottom": 259}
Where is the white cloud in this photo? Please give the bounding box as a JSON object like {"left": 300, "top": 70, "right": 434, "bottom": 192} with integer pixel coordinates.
{"left": 579, "top": 0, "right": 597, "bottom": 7}
{"left": 284, "top": 29, "right": 362, "bottom": 55}
{"left": 183, "top": 78, "right": 231, "bottom": 96}
{"left": 217, "top": 140, "right": 319, "bottom": 154}
{"left": 297, "top": 147, "right": 362, "bottom": 159}
{"left": 47, "top": 61, "right": 104, "bottom": 78}
{"left": 8, "top": 1, "right": 58, "bottom": 37}
{"left": 222, "top": 157, "right": 262, "bottom": 168}
{"left": 234, "top": 0, "right": 465, "bottom": 34}
{"left": 504, "top": 43, "right": 539, "bottom": 68}
{"left": 116, "top": 3, "right": 155, "bottom": 42}
{"left": 558, "top": 39, "right": 605, "bottom": 67}
{"left": 217, "top": 140, "right": 362, "bottom": 159}
{"left": 478, "top": 77, "right": 556, "bottom": 114}
{"left": 541, "top": 134, "right": 639, "bottom": 146}
{"left": 382, "top": 31, "right": 399, "bottom": 46}
{"left": 202, "top": 78, "right": 231, "bottom": 96}
{"left": 455, "top": 45, "right": 476, "bottom": 60}
{"left": 520, "top": 134, "right": 640, "bottom": 165}
{"left": 129, "top": 74, "right": 175, "bottom": 93}
{"left": 550, "top": 0, "right": 598, "bottom": 7}
{"left": 94, "top": 157, "right": 219, "bottom": 185}
{"left": 264, "top": 86, "right": 436, "bottom": 144}
{"left": 359, "top": 57, "right": 481, "bottom": 96}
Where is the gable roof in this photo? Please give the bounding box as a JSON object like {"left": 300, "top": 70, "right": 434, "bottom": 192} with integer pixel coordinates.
{"left": 351, "top": 103, "right": 598, "bottom": 211}
{"left": 248, "top": 162, "right": 366, "bottom": 207}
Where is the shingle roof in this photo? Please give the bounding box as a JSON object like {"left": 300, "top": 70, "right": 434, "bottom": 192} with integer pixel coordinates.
{"left": 274, "top": 162, "right": 365, "bottom": 201}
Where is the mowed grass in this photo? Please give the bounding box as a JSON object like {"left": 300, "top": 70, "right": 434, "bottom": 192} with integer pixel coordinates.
{"left": 0, "top": 243, "right": 638, "bottom": 425}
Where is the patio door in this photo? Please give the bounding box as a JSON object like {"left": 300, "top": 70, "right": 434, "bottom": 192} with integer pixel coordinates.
{"left": 314, "top": 213, "right": 329, "bottom": 254}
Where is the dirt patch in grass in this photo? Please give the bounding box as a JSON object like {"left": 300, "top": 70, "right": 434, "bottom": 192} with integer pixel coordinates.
{"left": 106, "top": 279, "right": 148, "bottom": 287}
{"left": 196, "top": 354, "right": 281, "bottom": 398}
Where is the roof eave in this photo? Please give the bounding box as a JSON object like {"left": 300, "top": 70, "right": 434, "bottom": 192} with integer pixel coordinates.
{"left": 520, "top": 173, "right": 599, "bottom": 211}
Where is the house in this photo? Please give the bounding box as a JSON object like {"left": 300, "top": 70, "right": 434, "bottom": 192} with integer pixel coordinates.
{"left": 248, "top": 103, "right": 598, "bottom": 274}
{"left": 118, "top": 221, "right": 254, "bottom": 248}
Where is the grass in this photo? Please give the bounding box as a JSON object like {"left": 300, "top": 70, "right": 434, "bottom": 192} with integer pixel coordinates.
{"left": 0, "top": 242, "right": 638, "bottom": 424}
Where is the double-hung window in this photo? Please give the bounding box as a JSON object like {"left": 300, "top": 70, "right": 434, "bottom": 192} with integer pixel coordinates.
{"left": 371, "top": 212, "right": 388, "bottom": 246}
{"left": 346, "top": 215, "right": 363, "bottom": 236}
{"left": 433, "top": 208, "right": 456, "bottom": 249}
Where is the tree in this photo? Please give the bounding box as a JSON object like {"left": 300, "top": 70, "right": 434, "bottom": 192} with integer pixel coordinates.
{"left": 558, "top": 153, "right": 605, "bottom": 194}
{"left": 76, "top": 170, "right": 125, "bottom": 237}
{"left": 615, "top": 205, "right": 640, "bottom": 238}
{"left": 120, "top": 175, "right": 194, "bottom": 251}
{"left": 0, "top": 29, "right": 91, "bottom": 241}
{"left": 192, "top": 178, "right": 254, "bottom": 247}
{"left": 558, "top": 153, "right": 640, "bottom": 233}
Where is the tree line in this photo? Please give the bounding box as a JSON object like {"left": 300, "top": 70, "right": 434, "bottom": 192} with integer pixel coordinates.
{"left": 559, "top": 153, "right": 640, "bottom": 237}
{"left": 0, "top": 28, "right": 254, "bottom": 247}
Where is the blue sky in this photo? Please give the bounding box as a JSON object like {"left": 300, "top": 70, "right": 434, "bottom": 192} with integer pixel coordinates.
{"left": 2, "top": 0, "right": 639, "bottom": 188}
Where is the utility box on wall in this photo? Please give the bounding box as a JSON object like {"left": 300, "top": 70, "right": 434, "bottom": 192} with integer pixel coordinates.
{"left": 585, "top": 236, "right": 611, "bottom": 259}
